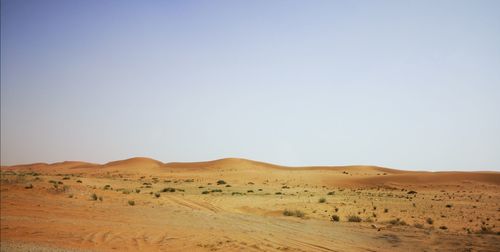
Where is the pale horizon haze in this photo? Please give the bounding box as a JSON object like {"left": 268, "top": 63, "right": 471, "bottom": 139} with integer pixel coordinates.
{"left": 1, "top": 0, "right": 500, "bottom": 171}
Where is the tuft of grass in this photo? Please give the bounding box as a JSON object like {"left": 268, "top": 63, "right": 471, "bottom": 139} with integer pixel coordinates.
{"left": 154, "top": 192, "right": 161, "bottom": 198}
{"left": 162, "top": 187, "right": 176, "bottom": 192}
{"left": 211, "top": 189, "right": 222, "bottom": 193}
{"left": 216, "top": 180, "right": 226, "bottom": 185}
{"left": 135, "top": 189, "right": 141, "bottom": 193}
{"left": 90, "top": 193, "right": 98, "bottom": 201}
{"left": 347, "top": 215, "right": 362, "bottom": 222}
{"left": 327, "top": 191, "right": 335, "bottom": 195}
{"left": 202, "top": 190, "right": 210, "bottom": 194}
{"left": 247, "top": 190, "right": 254, "bottom": 193}
{"left": 426, "top": 217, "right": 434, "bottom": 225}
{"left": 318, "top": 197, "right": 326, "bottom": 203}
{"left": 384, "top": 208, "right": 389, "bottom": 213}
{"left": 389, "top": 218, "right": 407, "bottom": 226}
{"left": 128, "top": 200, "right": 135, "bottom": 206}
{"left": 331, "top": 215, "right": 340, "bottom": 222}
{"left": 294, "top": 210, "right": 305, "bottom": 218}
{"left": 283, "top": 209, "right": 305, "bottom": 218}
{"left": 476, "top": 226, "right": 496, "bottom": 234}
{"left": 275, "top": 192, "right": 282, "bottom": 195}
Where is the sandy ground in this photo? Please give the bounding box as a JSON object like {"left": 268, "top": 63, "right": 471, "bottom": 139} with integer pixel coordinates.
{"left": 1, "top": 157, "right": 499, "bottom": 251}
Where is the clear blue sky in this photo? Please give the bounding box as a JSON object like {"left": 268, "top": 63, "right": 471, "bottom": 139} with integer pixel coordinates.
{"left": 1, "top": 0, "right": 499, "bottom": 170}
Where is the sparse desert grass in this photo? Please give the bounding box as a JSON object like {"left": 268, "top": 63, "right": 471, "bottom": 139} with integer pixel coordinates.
{"left": 388, "top": 218, "right": 407, "bottom": 226}
{"left": 161, "top": 187, "right": 176, "bottom": 192}
{"left": 283, "top": 209, "right": 305, "bottom": 218}
{"left": 347, "top": 215, "right": 362, "bottom": 222}
{"left": 414, "top": 223, "right": 424, "bottom": 229}
{"left": 476, "top": 226, "right": 497, "bottom": 235}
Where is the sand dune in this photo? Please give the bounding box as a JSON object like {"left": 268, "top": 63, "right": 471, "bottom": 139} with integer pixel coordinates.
{"left": 1, "top": 157, "right": 499, "bottom": 251}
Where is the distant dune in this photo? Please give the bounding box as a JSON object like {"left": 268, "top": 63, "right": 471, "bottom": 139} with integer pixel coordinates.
{"left": 2, "top": 157, "right": 499, "bottom": 186}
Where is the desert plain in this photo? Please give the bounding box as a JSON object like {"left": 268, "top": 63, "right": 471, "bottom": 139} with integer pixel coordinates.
{"left": 1, "top": 157, "right": 499, "bottom": 251}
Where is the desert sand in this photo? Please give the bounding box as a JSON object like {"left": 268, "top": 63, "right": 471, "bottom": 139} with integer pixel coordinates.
{"left": 1, "top": 157, "right": 499, "bottom": 251}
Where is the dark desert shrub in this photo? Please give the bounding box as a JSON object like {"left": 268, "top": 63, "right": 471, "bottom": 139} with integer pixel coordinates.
{"left": 347, "top": 215, "right": 362, "bottom": 222}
